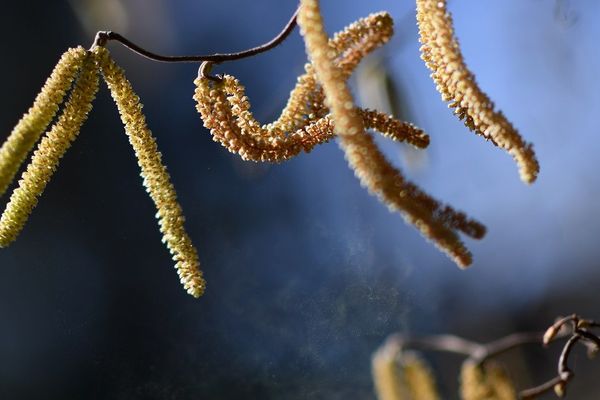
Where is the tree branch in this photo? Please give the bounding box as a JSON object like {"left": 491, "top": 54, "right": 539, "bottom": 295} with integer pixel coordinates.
{"left": 91, "top": 3, "right": 299, "bottom": 64}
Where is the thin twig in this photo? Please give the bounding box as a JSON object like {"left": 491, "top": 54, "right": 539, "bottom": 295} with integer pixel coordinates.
{"left": 520, "top": 335, "right": 580, "bottom": 399}
{"left": 91, "top": 3, "right": 299, "bottom": 64}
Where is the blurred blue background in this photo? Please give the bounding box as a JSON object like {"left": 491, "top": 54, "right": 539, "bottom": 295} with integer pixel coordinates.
{"left": 0, "top": 0, "right": 599, "bottom": 398}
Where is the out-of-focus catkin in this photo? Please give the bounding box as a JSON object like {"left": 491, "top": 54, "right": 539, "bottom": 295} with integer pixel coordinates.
{"left": 372, "top": 340, "right": 441, "bottom": 400}
{"left": 460, "top": 361, "right": 516, "bottom": 400}
{"left": 0, "top": 51, "right": 98, "bottom": 247}
{"left": 372, "top": 339, "right": 405, "bottom": 400}
{"left": 401, "top": 352, "right": 441, "bottom": 400}
{"left": 95, "top": 46, "right": 205, "bottom": 298}
{"left": 416, "top": 0, "right": 539, "bottom": 184}
{"left": 0, "top": 47, "right": 87, "bottom": 197}
{"left": 297, "top": 0, "right": 483, "bottom": 267}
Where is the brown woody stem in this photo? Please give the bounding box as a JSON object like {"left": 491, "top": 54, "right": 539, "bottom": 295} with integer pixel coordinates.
{"left": 91, "top": 4, "right": 299, "bottom": 64}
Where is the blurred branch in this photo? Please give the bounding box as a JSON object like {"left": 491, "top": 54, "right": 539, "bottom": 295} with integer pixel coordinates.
{"left": 382, "top": 314, "right": 599, "bottom": 399}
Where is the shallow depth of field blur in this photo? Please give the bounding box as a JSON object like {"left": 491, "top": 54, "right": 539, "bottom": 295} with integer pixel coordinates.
{"left": 0, "top": 0, "right": 598, "bottom": 398}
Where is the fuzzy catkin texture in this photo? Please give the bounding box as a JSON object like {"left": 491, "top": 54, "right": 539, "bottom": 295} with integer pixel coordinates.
{"left": 272, "top": 11, "right": 394, "bottom": 134}
{"left": 298, "top": 0, "right": 482, "bottom": 267}
{"left": 0, "top": 51, "right": 98, "bottom": 247}
{"left": 416, "top": 0, "right": 539, "bottom": 184}
{"left": 0, "top": 47, "right": 87, "bottom": 197}
{"left": 194, "top": 72, "right": 429, "bottom": 162}
{"left": 95, "top": 47, "right": 205, "bottom": 298}
{"left": 193, "top": 11, "right": 396, "bottom": 160}
{"left": 460, "top": 362, "right": 516, "bottom": 400}
{"left": 298, "top": 0, "right": 366, "bottom": 138}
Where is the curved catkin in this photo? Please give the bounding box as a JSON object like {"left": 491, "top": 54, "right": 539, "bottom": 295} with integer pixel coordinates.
{"left": 460, "top": 361, "right": 516, "bottom": 400}
{"left": 0, "top": 51, "right": 98, "bottom": 247}
{"left": 298, "top": 0, "right": 482, "bottom": 267}
{"left": 0, "top": 47, "right": 87, "bottom": 197}
{"left": 193, "top": 12, "right": 394, "bottom": 153}
{"left": 416, "top": 0, "right": 539, "bottom": 184}
{"left": 194, "top": 73, "right": 430, "bottom": 161}
{"left": 94, "top": 47, "right": 205, "bottom": 298}
{"left": 272, "top": 11, "right": 394, "bottom": 134}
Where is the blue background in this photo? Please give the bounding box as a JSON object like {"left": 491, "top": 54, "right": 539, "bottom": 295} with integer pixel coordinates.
{"left": 0, "top": 0, "right": 598, "bottom": 398}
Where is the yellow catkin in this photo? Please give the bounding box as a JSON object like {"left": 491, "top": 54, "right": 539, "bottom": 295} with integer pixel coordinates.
{"left": 0, "top": 47, "right": 87, "bottom": 197}
{"left": 298, "top": 0, "right": 483, "bottom": 267}
{"left": 372, "top": 339, "right": 406, "bottom": 400}
{"left": 0, "top": 51, "right": 98, "bottom": 247}
{"left": 94, "top": 46, "right": 205, "bottom": 298}
{"left": 194, "top": 73, "right": 430, "bottom": 161}
{"left": 416, "top": 0, "right": 539, "bottom": 184}
{"left": 271, "top": 12, "right": 394, "bottom": 134}
{"left": 372, "top": 342, "right": 441, "bottom": 400}
{"left": 193, "top": 11, "right": 394, "bottom": 155}
{"left": 460, "top": 361, "right": 516, "bottom": 400}
{"left": 401, "top": 352, "right": 441, "bottom": 400}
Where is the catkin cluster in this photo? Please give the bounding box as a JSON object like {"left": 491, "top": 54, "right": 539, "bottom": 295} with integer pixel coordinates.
{"left": 192, "top": 7, "right": 485, "bottom": 268}
{"left": 416, "top": 0, "right": 539, "bottom": 183}
{"left": 0, "top": 47, "right": 87, "bottom": 197}
{"left": 95, "top": 47, "right": 205, "bottom": 297}
{"left": 0, "top": 47, "right": 205, "bottom": 297}
{"left": 293, "top": 0, "right": 484, "bottom": 267}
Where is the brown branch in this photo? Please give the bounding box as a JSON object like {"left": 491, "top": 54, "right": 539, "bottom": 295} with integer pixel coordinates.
{"left": 91, "top": 3, "right": 299, "bottom": 64}
{"left": 392, "top": 332, "right": 545, "bottom": 365}
{"left": 520, "top": 334, "right": 579, "bottom": 399}
{"left": 521, "top": 315, "right": 599, "bottom": 399}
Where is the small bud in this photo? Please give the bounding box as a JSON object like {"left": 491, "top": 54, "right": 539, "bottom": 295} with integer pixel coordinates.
{"left": 554, "top": 381, "right": 566, "bottom": 398}
{"left": 543, "top": 326, "right": 558, "bottom": 345}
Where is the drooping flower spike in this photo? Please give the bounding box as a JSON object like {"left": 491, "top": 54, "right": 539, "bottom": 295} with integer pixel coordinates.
{"left": 94, "top": 47, "right": 205, "bottom": 297}
{"left": 272, "top": 12, "right": 395, "bottom": 134}
{"left": 416, "top": 0, "right": 539, "bottom": 184}
{"left": 296, "top": 0, "right": 484, "bottom": 267}
{"left": 0, "top": 47, "right": 87, "bottom": 197}
{"left": 0, "top": 46, "right": 204, "bottom": 297}
{"left": 195, "top": 74, "right": 430, "bottom": 162}
{"left": 193, "top": 11, "right": 397, "bottom": 159}
{"left": 372, "top": 338, "right": 441, "bottom": 400}
{"left": 0, "top": 51, "right": 99, "bottom": 246}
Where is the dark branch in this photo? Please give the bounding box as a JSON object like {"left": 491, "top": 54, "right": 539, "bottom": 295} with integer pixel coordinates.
{"left": 92, "top": 4, "right": 299, "bottom": 64}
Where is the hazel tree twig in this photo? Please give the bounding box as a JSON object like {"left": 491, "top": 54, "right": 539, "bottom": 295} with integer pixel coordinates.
{"left": 92, "top": 4, "right": 300, "bottom": 65}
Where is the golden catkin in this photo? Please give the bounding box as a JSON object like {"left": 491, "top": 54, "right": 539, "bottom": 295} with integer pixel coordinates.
{"left": 416, "top": 0, "right": 539, "bottom": 184}
{"left": 460, "top": 362, "right": 516, "bottom": 400}
{"left": 0, "top": 47, "right": 87, "bottom": 197}
{"left": 399, "top": 352, "right": 441, "bottom": 400}
{"left": 194, "top": 73, "right": 430, "bottom": 162}
{"left": 94, "top": 47, "right": 205, "bottom": 298}
{"left": 193, "top": 11, "right": 394, "bottom": 155}
{"left": 297, "top": 0, "right": 483, "bottom": 267}
{"left": 0, "top": 51, "right": 98, "bottom": 246}
{"left": 297, "top": 0, "right": 366, "bottom": 138}
{"left": 372, "top": 339, "right": 405, "bottom": 400}
{"left": 271, "top": 11, "right": 394, "bottom": 134}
